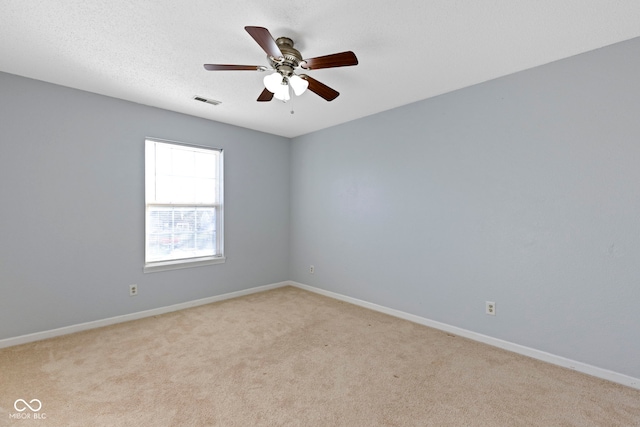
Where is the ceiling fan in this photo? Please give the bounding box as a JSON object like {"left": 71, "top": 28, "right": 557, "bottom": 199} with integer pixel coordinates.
{"left": 204, "top": 26, "right": 358, "bottom": 102}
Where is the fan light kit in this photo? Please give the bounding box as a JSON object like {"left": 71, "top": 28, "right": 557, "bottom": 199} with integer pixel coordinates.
{"left": 204, "top": 26, "right": 358, "bottom": 103}
{"left": 263, "top": 72, "right": 308, "bottom": 101}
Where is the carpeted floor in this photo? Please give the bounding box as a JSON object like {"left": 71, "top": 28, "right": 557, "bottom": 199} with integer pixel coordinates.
{"left": 1, "top": 286, "right": 639, "bottom": 426}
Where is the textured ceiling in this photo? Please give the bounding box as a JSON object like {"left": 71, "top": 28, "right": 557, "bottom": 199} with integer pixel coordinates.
{"left": 2, "top": 1, "right": 640, "bottom": 138}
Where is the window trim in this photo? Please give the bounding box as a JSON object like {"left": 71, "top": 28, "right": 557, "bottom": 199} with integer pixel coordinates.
{"left": 143, "top": 254, "right": 226, "bottom": 273}
{"left": 144, "top": 137, "right": 224, "bottom": 273}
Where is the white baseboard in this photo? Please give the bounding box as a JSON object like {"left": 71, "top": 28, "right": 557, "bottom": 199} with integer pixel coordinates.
{"left": 0, "top": 281, "right": 289, "bottom": 349}
{"left": 289, "top": 281, "right": 640, "bottom": 391}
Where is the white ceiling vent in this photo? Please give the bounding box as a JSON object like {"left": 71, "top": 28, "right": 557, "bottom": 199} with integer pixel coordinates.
{"left": 193, "top": 96, "right": 221, "bottom": 106}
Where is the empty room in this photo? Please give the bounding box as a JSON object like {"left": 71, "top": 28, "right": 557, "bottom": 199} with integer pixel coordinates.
{"left": 1, "top": 1, "right": 640, "bottom": 425}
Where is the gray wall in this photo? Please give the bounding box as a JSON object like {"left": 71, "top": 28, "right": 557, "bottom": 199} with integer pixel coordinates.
{"left": 290, "top": 37, "right": 640, "bottom": 378}
{"left": 0, "top": 72, "right": 290, "bottom": 339}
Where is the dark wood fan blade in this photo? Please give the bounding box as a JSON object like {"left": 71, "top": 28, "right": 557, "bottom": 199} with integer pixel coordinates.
{"left": 300, "top": 74, "right": 339, "bottom": 101}
{"left": 204, "top": 64, "right": 263, "bottom": 71}
{"left": 257, "top": 88, "right": 274, "bottom": 102}
{"left": 245, "top": 26, "right": 282, "bottom": 59}
{"left": 300, "top": 51, "right": 358, "bottom": 70}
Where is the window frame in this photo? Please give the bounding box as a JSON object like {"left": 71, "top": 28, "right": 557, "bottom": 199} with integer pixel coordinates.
{"left": 143, "top": 137, "right": 224, "bottom": 273}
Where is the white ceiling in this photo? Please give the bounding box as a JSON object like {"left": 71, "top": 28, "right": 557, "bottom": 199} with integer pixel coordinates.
{"left": 2, "top": 1, "right": 640, "bottom": 138}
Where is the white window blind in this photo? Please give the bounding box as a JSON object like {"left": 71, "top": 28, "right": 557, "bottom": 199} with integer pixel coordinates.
{"left": 145, "top": 138, "right": 224, "bottom": 271}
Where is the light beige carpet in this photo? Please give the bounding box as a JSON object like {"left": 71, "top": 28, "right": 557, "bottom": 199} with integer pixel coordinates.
{"left": 1, "top": 286, "right": 639, "bottom": 426}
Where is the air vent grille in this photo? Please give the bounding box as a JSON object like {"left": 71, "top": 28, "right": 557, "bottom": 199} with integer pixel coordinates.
{"left": 193, "top": 96, "right": 221, "bottom": 106}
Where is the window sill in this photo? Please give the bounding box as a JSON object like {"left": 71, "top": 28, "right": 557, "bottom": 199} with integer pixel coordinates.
{"left": 144, "top": 256, "right": 226, "bottom": 273}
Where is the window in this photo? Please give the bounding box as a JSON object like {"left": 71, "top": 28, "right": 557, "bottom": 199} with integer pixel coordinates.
{"left": 144, "top": 138, "right": 224, "bottom": 272}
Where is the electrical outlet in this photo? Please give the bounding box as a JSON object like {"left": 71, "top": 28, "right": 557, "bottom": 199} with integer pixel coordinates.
{"left": 130, "top": 284, "right": 138, "bottom": 296}
{"left": 309, "top": 265, "right": 315, "bottom": 274}
{"left": 486, "top": 301, "right": 496, "bottom": 316}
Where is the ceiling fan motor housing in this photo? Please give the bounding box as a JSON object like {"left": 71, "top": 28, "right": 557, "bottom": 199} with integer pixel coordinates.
{"left": 270, "top": 37, "right": 303, "bottom": 76}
